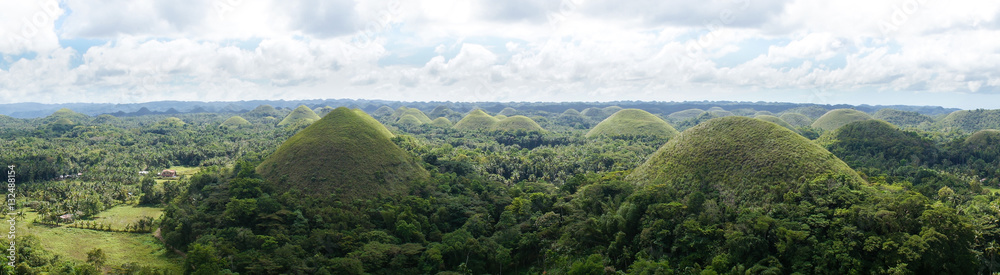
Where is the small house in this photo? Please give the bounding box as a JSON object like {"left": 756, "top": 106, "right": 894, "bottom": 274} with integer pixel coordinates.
{"left": 160, "top": 169, "right": 177, "bottom": 177}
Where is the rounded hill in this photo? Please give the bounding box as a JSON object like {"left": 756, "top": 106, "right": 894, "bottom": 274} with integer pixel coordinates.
{"left": 498, "top": 107, "right": 517, "bottom": 116}
{"left": 779, "top": 113, "right": 812, "bottom": 128}
{"left": 157, "top": 117, "right": 186, "bottom": 127}
{"left": 873, "top": 109, "right": 933, "bottom": 128}
{"left": 629, "top": 116, "right": 862, "bottom": 203}
{"left": 373, "top": 106, "right": 395, "bottom": 117}
{"left": 940, "top": 109, "right": 1000, "bottom": 133}
{"left": 247, "top": 105, "right": 282, "bottom": 117}
{"left": 44, "top": 108, "right": 89, "bottom": 124}
{"left": 586, "top": 109, "right": 678, "bottom": 139}
{"left": 811, "top": 109, "right": 873, "bottom": 131}
{"left": 755, "top": 115, "right": 799, "bottom": 133}
{"left": 256, "top": 107, "right": 427, "bottom": 199}
{"left": 431, "top": 117, "right": 452, "bottom": 128}
{"left": 397, "top": 114, "right": 425, "bottom": 126}
{"left": 494, "top": 116, "right": 545, "bottom": 132}
{"left": 454, "top": 109, "right": 500, "bottom": 131}
{"left": 667, "top": 109, "right": 706, "bottom": 122}
{"left": 818, "top": 120, "right": 938, "bottom": 171}
{"left": 278, "top": 105, "right": 321, "bottom": 126}
{"left": 964, "top": 129, "right": 1000, "bottom": 158}
{"left": 220, "top": 116, "right": 251, "bottom": 128}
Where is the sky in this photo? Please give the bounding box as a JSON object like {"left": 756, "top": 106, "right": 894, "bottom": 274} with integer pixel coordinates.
{"left": 1, "top": 0, "right": 999, "bottom": 109}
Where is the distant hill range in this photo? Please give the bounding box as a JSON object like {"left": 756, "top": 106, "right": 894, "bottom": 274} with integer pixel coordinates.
{"left": 0, "top": 99, "right": 961, "bottom": 119}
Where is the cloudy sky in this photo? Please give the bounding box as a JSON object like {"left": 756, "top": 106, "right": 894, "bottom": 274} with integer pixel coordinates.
{"left": 1, "top": 0, "right": 999, "bottom": 108}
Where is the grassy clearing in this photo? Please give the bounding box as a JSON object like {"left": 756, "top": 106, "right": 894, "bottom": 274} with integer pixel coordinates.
{"left": 90, "top": 205, "right": 164, "bottom": 231}
{"left": 986, "top": 186, "right": 1000, "bottom": 194}
{"left": 20, "top": 211, "right": 183, "bottom": 272}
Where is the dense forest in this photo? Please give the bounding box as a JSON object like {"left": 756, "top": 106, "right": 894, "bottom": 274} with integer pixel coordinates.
{"left": 0, "top": 102, "right": 998, "bottom": 274}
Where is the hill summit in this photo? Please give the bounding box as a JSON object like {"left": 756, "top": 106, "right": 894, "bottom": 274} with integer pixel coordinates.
{"left": 586, "top": 109, "right": 678, "bottom": 138}
{"left": 630, "top": 116, "right": 862, "bottom": 204}
{"left": 811, "top": 109, "right": 872, "bottom": 131}
{"left": 495, "top": 115, "right": 545, "bottom": 132}
{"left": 257, "top": 107, "right": 427, "bottom": 199}
{"left": 278, "top": 105, "right": 321, "bottom": 126}
{"left": 453, "top": 109, "right": 500, "bottom": 131}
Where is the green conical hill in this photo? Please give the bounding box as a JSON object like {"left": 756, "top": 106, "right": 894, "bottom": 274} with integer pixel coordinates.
{"left": 429, "top": 106, "right": 452, "bottom": 118}
{"left": 397, "top": 114, "right": 425, "bottom": 126}
{"left": 629, "top": 116, "right": 863, "bottom": 204}
{"left": 157, "top": 117, "right": 186, "bottom": 127}
{"left": 315, "top": 106, "right": 336, "bottom": 117}
{"left": 454, "top": 109, "right": 500, "bottom": 131}
{"left": 940, "top": 109, "right": 1000, "bottom": 133}
{"left": 818, "top": 120, "right": 937, "bottom": 171}
{"left": 494, "top": 116, "right": 544, "bottom": 132}
{"left": 667, "top": 109, "right": 706, "bottom": 122}
{"left": 247, "top": 105, "right": 282, "bottom": 117}
{"left": 220, "top": 116, "right": 251, "bottom": 128}
{"left": 755, "top": 115, "right": 799, "bottom": 133}
{"left": 581, "top": 107, "right": 605, "bottom": 118}
{"left": 278, "top": 105, "right": 321, "bottom": 126}
{"left": 373, "top": 106, "right": 395, "bottom": 117}
{"left": 873, "top": 109, "right": 933, "bottom": 128}
{"left": 431, "top": 117, "right": 453, "bottom": 128}
{"left": 562, "top": 109, "right": 582, "bottom": 116}
{"left": 498, "top": 107, "right": 517, "bottom": 116}
{"left": 44, "top": 108, "right": 89, "bottom": 124}
{"left": 811, "top": 109, "right": 873, "bottom": 131}
{"left": 586, "top": 109, "right": 678, "bottom": 139}
{"left": 256, "top": 107, "right": 426, "bottom": 199}
{"left": 780, "top": 113, "right": 812, "bottom": 128}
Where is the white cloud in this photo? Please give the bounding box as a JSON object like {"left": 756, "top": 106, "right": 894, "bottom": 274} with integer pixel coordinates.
{"left": 1, "top": 0, "right": 1000, "bottom": 107}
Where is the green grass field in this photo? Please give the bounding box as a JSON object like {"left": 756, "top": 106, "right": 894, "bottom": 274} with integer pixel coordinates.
{"left": 20, "top": 211, "right": 183, "bottom": 272}
{"left": 986, "top": 186, "right": 1000, "bottom": 194}
{"left": 90, "top": 205, "right": 164, "bottom": 231}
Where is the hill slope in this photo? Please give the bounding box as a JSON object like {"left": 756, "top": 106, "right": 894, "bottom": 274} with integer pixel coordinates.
{"left": 630, "top": 116, "right": 862, "bottom": 204}
{"left": 431, "top": 117, "right": 452, "bottom": 127}
{"left": 278, "top": 105, "right": 321, "bottom": 126}
{"left": 811, "top": 109, "right": 873, "bottom": 131}
{"left": 256, "top": 107, "right": 427, "bottom": 199}
{"left": 779, "top": 113, "right": 812, "bottom": 127}
{"left": 454, "top": 109, "right": 500, "bottom": 131}
{"left": 586, "top": 109, "right": 678, "bottom": 138}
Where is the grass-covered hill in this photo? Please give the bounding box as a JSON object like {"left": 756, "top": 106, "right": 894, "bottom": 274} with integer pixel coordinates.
{"left": 498, "top": 107, "right": 518, "bottom": 116}
{"left": 586, "top": 109, "right": 679, "bottom": 139}
{"left": 779, "top": 113, "right": 813, "bottom": 127}
{"left": 965, "top": 129, "right": 1000, "bottom": 153}
{"left": 818, "top": 120, "right": 938, "bottom": 172}
{"left": 43, "top": 108, "right": 89, "bottom": 124}
{"left": 314, "top": 106, "right": 336, "bottom": 117}
{"left": 256, "top": 107, "right": 427, "bottom": 199}
{"left": 939, "top": 109, "right": 1000, "bottom": 133}
{"left": 755, "top": 115, "right": 799, "bottom": 133}
{"left": 277, "top": 105, "right": 321, "bottom": 126}
{"left": 630, "top": 116, "right": 863, "bottom": 204}
{"left": 494, "top": 115, "right": 545, "bottom": 132}
{"left": 454, "top": 109, "right": 500, "bottom": 131}
{"left": 431, "top": 117, "right": 452, "bottom": 127}
{"left": 397, "top": 114, "right": 425, "bottom": 126}
{"left": 220, "top": 116, "right": 251, "bottom": 128}
{"left": 581, "top": 107, "right": 606, "bottom": 118}
{"left": 562, "top": 108, "right": 582, "bottom": 116}
{"left": 393, "top": 107, "right": 433, "bottom": 124}
{"left": 873, "top": 109, "right": 934, "bottom": 128}
{"left": 494, "top": 115, "right": 508, "bottom": 120}
{"left": 246, "top": 104, "right": 282, "bottom": 118}
{"left": 373, "top": 106, "right": 395, "bottom": 117}
{"left": 157, "top": 117, "right": 186, "bottom": 127}
{"left": 429, "top": 105, "right": 453, "bottom": 118}
{"left": 811, "top": 109, "right": 873, "bottom": 131}
{"left": 667, "top": 109, "right": 706, "bottom": 122}
{"left": 784, "top": 105, "right": 830, "bottom": 119}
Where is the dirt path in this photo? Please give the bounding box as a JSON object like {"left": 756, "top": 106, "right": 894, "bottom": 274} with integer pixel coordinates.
{"left": 154, "top": 227, "right": 186, "bottom": 257}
